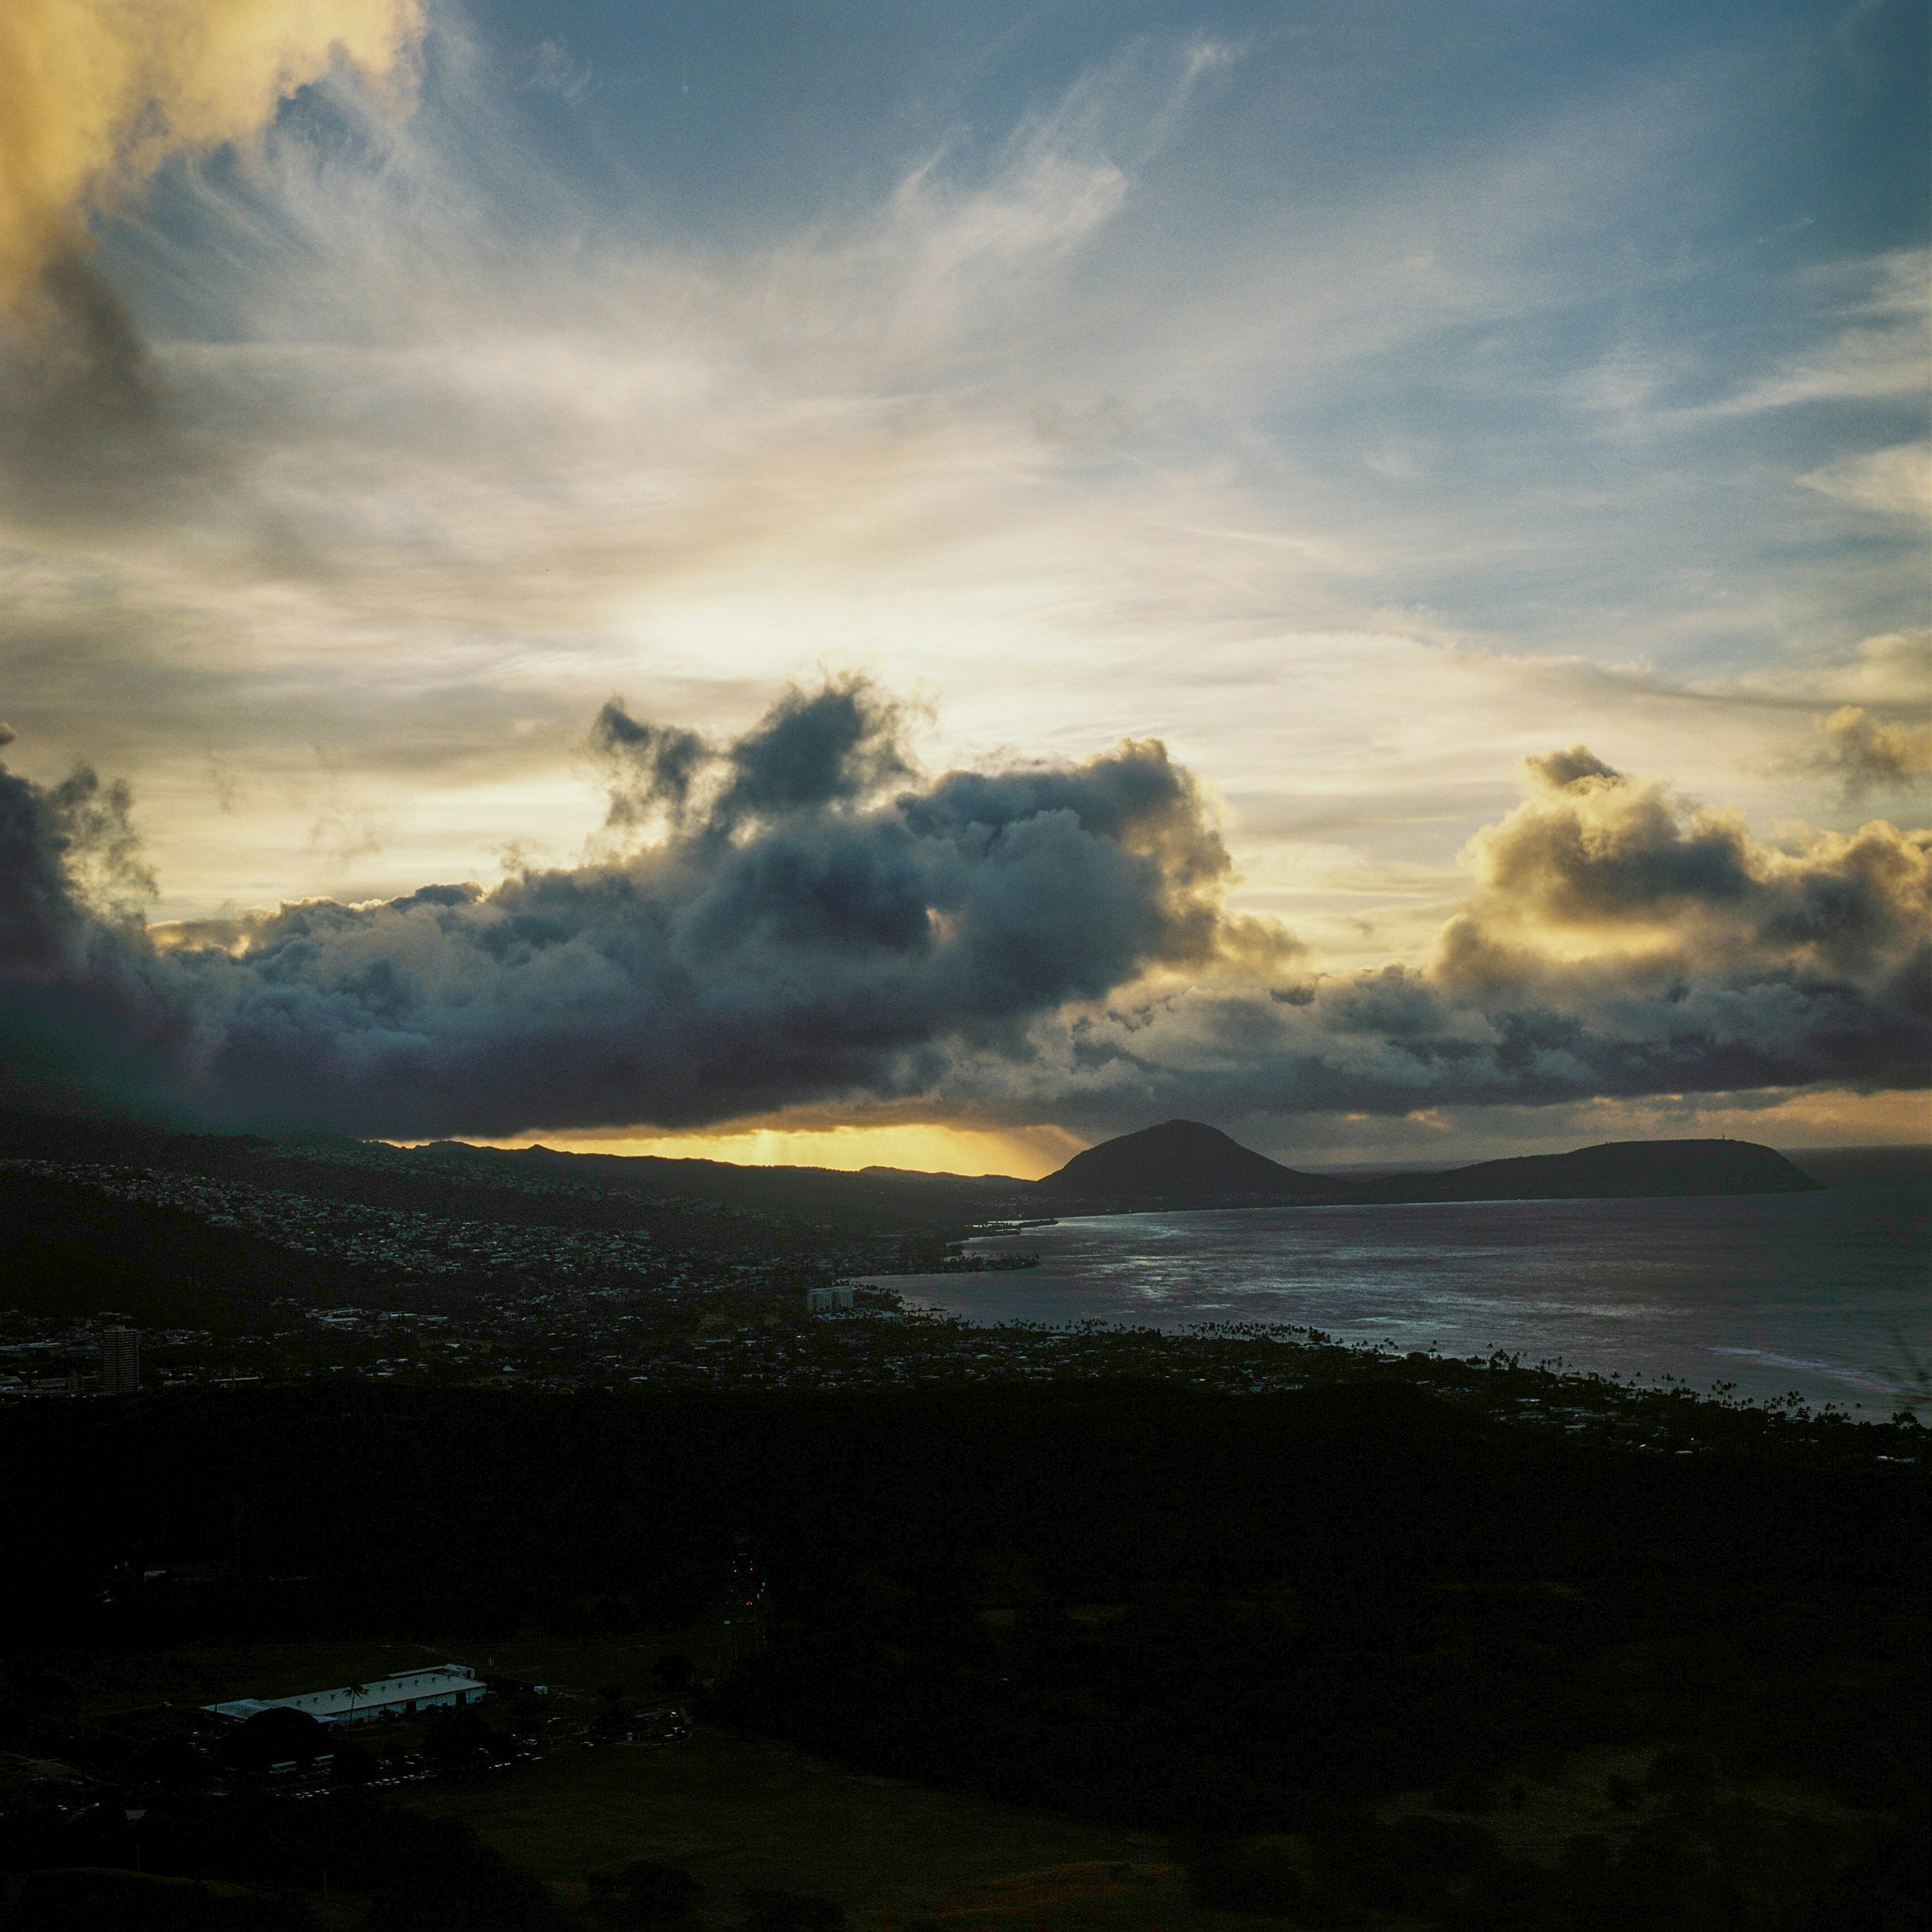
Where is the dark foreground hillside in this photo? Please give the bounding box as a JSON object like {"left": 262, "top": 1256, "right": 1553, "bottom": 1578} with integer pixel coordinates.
{"left": 0, "top": 1380, "right": 1923, "bottom": 1927}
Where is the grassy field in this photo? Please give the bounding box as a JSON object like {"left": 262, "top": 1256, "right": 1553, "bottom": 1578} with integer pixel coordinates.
{"left": 405, "top": 1722, "right": 1244, "bottom": 1931}
{"left": 408, "top": 1723, "right": 1887, "bottom": 1931}
{"left": 43, "top": 1635, "right": 1290, "bottom": 1928}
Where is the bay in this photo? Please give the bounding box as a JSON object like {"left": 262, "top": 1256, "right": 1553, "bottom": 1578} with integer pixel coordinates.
{"left": 870, "top": 1183, "right": 1930, "bottom": 1414}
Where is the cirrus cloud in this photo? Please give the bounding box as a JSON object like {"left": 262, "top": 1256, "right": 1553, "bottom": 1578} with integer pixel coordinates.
{"left": 0, "top": 0, "right": 419, "bottom": 314}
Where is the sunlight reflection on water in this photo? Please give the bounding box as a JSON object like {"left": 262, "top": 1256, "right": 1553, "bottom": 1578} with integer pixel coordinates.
{"left": 869, "top": 1186, "right": 1929, "bottom": 1410}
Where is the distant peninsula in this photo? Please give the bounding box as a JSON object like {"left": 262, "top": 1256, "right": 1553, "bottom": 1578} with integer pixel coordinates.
{"left": 1031, "top": 1119, "right": 1821, "bottom": 1213}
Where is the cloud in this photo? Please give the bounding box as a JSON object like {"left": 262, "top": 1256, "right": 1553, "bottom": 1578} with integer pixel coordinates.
{"left": 1800, "top": 441, "right": 1931, "bottom": 519}
{"left": 1812, "top": 705, "right": 1932, "bottom": 800}
{"left": 1707, "top": 628, "right": 1932, "bottom": 710}
{"left": 591, "top": 680, "right": 917, "bottom": 841}
{"left": 0, "top": 24, "right": 1288, "bottom": 923}
{"left": 923, "top": 749, "right": 1930, "bottom": 1135}
{"left": 0, "top": 0, "right": 420, "bottom": 313}
{"left": 0, "top": 682, "right": 1261, "bottom": 1134}
{"left": 0, "top": 750, "right": 198, "bottom": 1120}
{"left": 1704, "top": 249, "right": 1929, "bottom": 415}
{"left": 0, "top": 7, "right": 1922, "bottom": 1008}
{"left": 0, "top": 252, "right": 186, "bottom": 527}
{"left": 1442, "top": 752, "right": 1929, "bottom": 983}
{"left": 526, "top": 38, "right": 591, "bottom": 104}
{"left": 0, "top": 0, "right": 422, "bottom": 537}
{"left": 1, "top": 696, "right": 1923, "bottom": 1143}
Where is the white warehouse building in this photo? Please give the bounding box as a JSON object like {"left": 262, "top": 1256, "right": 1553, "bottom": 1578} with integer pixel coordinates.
{"left": 206, "top": 1665, "right": 486, "bottom": 1726}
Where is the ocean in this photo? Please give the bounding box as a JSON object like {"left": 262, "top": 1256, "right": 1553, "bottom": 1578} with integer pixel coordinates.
{"left": 876, "top": 1179, "right": 1930, "bottom": 1415}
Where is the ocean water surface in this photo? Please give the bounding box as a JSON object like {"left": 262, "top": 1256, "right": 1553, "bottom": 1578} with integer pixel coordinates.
{"left": 875, "top": 1184, "right": 1930, "bottom": 1413}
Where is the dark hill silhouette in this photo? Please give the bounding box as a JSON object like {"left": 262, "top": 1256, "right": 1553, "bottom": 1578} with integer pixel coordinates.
{"left": 1033, "top": 1119, "right": 1327, "bottom": 1205}
{"left": 0, "top": 1110, "right": 1824, "bottom": 1279}
{"left": 1034, "top": 1123, "right": 1820, "bottom": 1210}
{"left": 0, "top": 1109, "right": 1029, "bottom": 1236}
{"left": 1355, "top": 1138, "right": 1818, "bottom": 1203}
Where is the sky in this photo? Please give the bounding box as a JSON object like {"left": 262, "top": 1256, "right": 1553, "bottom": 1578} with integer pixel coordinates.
{"left": 0, "top": 0, "right": 1925, "bottom": 1175}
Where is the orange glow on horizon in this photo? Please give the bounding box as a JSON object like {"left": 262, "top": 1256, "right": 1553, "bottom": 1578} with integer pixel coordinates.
{"left": 423, "top": 1121, "right": 1089, "bottom": 1180}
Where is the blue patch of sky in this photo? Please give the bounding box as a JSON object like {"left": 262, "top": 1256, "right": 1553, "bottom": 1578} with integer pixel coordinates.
{"left": 457, "top": 1, "right": 1923, "bottom": 248}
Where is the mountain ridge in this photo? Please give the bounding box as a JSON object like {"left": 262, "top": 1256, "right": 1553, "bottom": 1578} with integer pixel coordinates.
{"left": 0, "top": 1109, "right": 1835, "bottom": 1237}
{"left": 1033, "top": 1119, "right": 1323, "bottom": 1203}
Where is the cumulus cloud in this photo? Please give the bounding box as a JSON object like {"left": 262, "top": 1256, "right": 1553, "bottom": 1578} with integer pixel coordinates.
{"left": 0, "top": 697, "right": 1923, "bottom": 1142}
{"left": 1, "top": 12, "right": 1919, "bottom": 947}
{"left": 0, "top": 682, "right": 1259, "bottom": 1134}
{"left": 925, "top": 748, "right": 1931, "bottom": 1134}
{"left": 590, "top": 681, "right": 916, "bottom": 842}
{"left": 1811, "top": 705, "right": 1932, "bottom": 802}
{"left": 1437, "top": 750, "right": 1929, "bottom": 987}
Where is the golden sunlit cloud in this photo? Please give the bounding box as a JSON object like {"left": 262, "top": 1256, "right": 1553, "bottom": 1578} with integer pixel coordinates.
{"left": 1440, "top": 744, "right": 1930, "bottom": 977}
{"left": 1815, "top": 704, "right": 1932, "bottom": 799}
{"left": 1567, "top": 1087, "right": 1932, "bottom": 1148}
{"left": 0, "top": 0, "right": 419, "bottom": 313}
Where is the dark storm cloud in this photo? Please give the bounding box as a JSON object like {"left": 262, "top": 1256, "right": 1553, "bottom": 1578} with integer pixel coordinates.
{"left": 0, "top": 755, "right": 198, "bottom": 1118}
{"left": 977, "top": 951, "right": 1926, "bottom": 1144}
{"left": 0, "top": 683, "right": 1238, "bottom": 1135}
{"left": 0, "top": 760, "right": 155, "bottom": 971}
{"left": 588, "top": 678, "right": 915, "bottom": 837}
{"left": 0, "top": 704, "right": 1924, "bottom": 1139}
{"left": 589, "top": 706, "right": 709, "bottom": 831}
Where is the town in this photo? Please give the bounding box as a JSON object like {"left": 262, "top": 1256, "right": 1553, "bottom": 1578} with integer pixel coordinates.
{"left": 2, "top": 1136, "right": 1914, "bottom": 1466}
